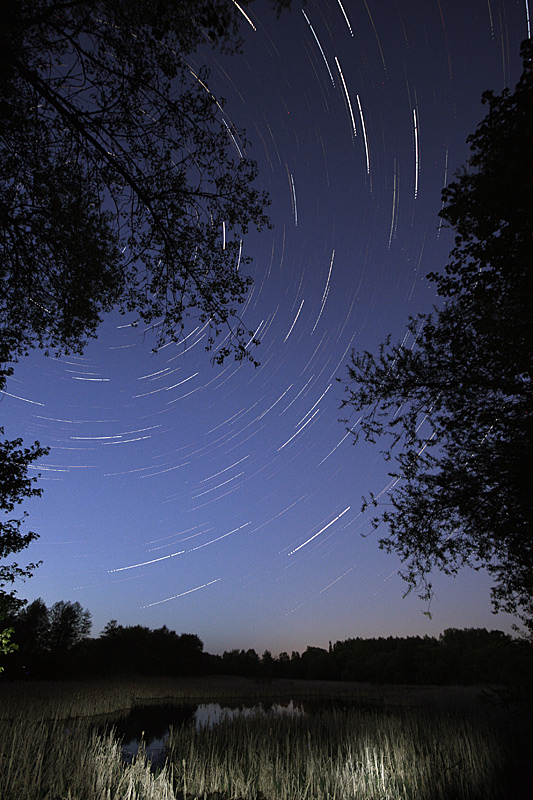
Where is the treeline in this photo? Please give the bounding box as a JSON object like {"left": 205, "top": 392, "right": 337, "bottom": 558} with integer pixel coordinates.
{"left": 1, "top": 600, "right": 204, "bottom": 680}
{"left": 214, "top": 629, "right": 533, "bottom": 686}
{"left": 1, "top": 598, "right": 532, "bottom": 685}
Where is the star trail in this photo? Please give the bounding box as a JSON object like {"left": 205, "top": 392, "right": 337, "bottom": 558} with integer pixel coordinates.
{"left": 1, "top": 0, "right": 528, "bottom": 655}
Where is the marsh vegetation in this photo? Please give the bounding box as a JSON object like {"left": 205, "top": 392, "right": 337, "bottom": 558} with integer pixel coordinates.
{"left": 0, "top": 676, "right": 530, "bottom": 799}
{"left": 166, "top": 703, "right": 512, "bottom": 800}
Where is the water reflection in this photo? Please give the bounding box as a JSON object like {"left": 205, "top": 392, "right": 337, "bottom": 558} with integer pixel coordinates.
{"left": 110, "top": 699, "right": 305, "bottom": 768}
{"left": 196, "top": 699, "right": 304, "bottom": 728}
{"left": 114, "top": 703, "right": 196, "bottom": 767}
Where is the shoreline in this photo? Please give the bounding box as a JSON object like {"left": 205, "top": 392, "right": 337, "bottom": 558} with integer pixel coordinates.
{"left": 0, "top": 674, "right": 491, "bottom": 721}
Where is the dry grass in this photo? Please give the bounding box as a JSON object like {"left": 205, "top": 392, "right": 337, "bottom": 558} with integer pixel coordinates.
{"left": 166, "top": 703, "right": 509, "bottom": 800}
{"left": 0, "top": 674, "right": 486, "bottom": 720}
{"left": 0, "top": 716, "right": 177, "bottom": 800}
{"left": 0, "top": 676, "right": 523, "bottom": 800}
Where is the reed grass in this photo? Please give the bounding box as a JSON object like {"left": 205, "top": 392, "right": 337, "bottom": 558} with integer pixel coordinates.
{"left": 166, "top": 704, "right": 509, "bottom": 800}
{"left": 0, "top": 715, "right": 178, "bottom": 800}
{"left": 0, "top": 678, "right": 523, "bottom": 800}
{"left": 0, "top": 675, "right": 486, "bottom": 721}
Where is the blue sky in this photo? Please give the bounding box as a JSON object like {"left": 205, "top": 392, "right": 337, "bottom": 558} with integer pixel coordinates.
{"left": 2, "top": 0, "right": 529, "bottom": 655}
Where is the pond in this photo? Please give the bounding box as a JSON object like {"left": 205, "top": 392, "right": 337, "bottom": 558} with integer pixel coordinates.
{"left": 97, "top": 697, "right": 371, "bottom": 769}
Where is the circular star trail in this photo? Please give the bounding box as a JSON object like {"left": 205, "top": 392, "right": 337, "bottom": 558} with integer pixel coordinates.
{"left": 2, "top": 0, "right": 529, "bottom": 654}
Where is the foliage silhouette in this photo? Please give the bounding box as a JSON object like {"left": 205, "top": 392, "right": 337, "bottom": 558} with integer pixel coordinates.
{"left": 0, "top": 618, "right": 17, "bottom": 673}
{"left": 340, "top": 40, "right": 533, "bottom": 632}
{"left": 0, "top": 0, "right": 293, "bottom": 375}
{"left": 3, "top": 597, "right": 91, "bottom": 677}
{"left": 81, "top": 621, "right": 205, "bottom": 677}
{"left": 48, "top": 599, "right": 91, "bottom": 651}
{"left": 0, "top": 431, "right": 48, "bottom": 612}
{"left": 2, "top": 596, "right": 531, "bottom": 686}
{"left": 0, "top": 0, "right": 293, "bottom": 638}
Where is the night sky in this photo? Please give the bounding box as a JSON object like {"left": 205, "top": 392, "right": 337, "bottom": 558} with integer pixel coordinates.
{"left": 2, "top": 0, "right": 529, "bottom": 655}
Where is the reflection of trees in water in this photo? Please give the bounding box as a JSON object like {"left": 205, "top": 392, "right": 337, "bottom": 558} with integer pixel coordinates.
{"left": 109, "top": 695, "right": 387, "bottom": 758}
{"left": 195, "top": 699, "right": 305, "bottom": 728}
{"left": 115, "top": 703, "right": 196, "bottom": 747}
{"left": 107, "top": 698, "right": 308, "bottom": 765}
{"left": 93, "top": 702, "right": 198, "bottom": 768}
{"left": 101, "top": 696, "right": 437, "bottom": 770}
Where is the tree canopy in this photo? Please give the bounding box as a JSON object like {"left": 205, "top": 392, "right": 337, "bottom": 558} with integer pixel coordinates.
{"left": 0, "top": 0, "right": 295, "bottom": 645}
{"left": 0, "top": 429, "right": 49, "bottom": 612}
{"left": 2, "top": 596, "right": 530, "bottom": 686}
{"left": 0, "top": 0, "right": 293, "bottom": 620}
{"left": 340, "top": 40, "right": 533, "bottom": 632}
{"left": 0, "top": 0, "right": 290, "bottom": 379}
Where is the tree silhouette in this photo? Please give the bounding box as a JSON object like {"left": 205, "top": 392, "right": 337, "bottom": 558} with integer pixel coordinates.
{"left": 2, "top": 597, "right": 91, "bottom": 677}
{"left": 0, "top": 0, "right": 286, "bottom": 373}
{"left": 86, "top": 621, "right": 205, "bottom": 675}
{"left": 340, "top": 40, "right": 533, "bottom": 632}
{"left": 0, "top": 621, "right": 17, "bottom": 673}
{"left": 14, "top": 597, "right": 51, "bottom": 655}
{"left": 0, "top": 431, "right": 48, "bottom": 611}
{"left": 48, "top": 600, "right": 91, "bottom": 651}
{"left": 0, "top": 0, "right": 292, "bottom": 634}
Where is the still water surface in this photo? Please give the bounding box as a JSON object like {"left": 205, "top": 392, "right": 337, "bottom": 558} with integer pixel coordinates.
{"left": 99, "top": 698, "right": 353, "bottom": 768}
